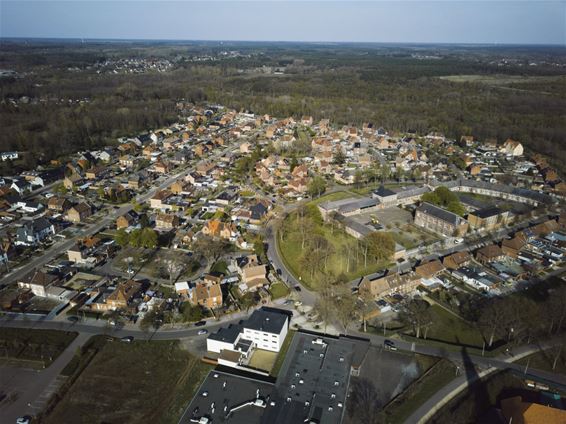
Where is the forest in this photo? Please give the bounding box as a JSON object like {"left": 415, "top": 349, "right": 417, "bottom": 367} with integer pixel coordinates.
{"left": 1, "top": 39, "right": 565, "bottom": 172}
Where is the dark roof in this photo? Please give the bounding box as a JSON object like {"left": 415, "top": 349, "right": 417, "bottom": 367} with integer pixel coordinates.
{"left": 250, "top": 203, "right": 268, "bottom": 220}
{"left": 373, "top": 186, "right": 396, "bottom": 198}
{"left": 417, "top": 202, "right": 462, "bottom": 226}
{"left": 244, "top": 309, "right": 288, "bottom": 334}
{"left": 472, "top": 207, "right": 503, "bottom": 219}
{"left": 208, "top": 323, "right": 242, "bottom": 344}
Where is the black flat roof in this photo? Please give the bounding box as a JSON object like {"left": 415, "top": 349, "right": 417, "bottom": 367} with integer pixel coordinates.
{"left": 244, "top": 309, "right": 289, "bottom": 334}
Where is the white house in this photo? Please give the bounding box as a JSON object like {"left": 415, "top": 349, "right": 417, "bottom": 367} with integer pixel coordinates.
{"left": 207, "top": 308, "right": 290, "bottom": 355}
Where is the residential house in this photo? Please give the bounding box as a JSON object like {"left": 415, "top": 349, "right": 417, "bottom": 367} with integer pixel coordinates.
{"left": 156, "top": 213, "right": 180, "bottom": 230}
{"left": 47, "top": 197, "right": 71, "bottom": 213}
{"left": 63, "top": 173, "right": 83, "bottom": 190}
{"left": 18, "top": 270, "right": 59, "bottom": 297}
{"left": 15, "top": 218, "right": 55, "bottom": 246}
{"left": 502, "top": 138, "right": 524, "bottom": 156}
{"left": 93, "top": 280, "right": 143, "bottom": 311}
{"left": 85, "top": 166, "right": 106, "bottom": 180}
{"left": 150, "top": 190, "right": 172, "bottom": 209}
{"left": 358, "top": 272, "right": 421, "bottom": 299}
{"left": 116, "top": 212, "right": 136, "bottom": 230}
{"left": 66, "top": 203, "right": 92, "bottom": 223}
{"left": 442, "top": 251, "right": 472, "bottom": 270}
{"left": 189, "top": 279, "right": 223, "bottom": 309}
{"left": 476, "top": 244, "right": 504, "bottom": 264}
{"left": 415, "top": 260, "right": 445, "bottom": 279}
{"left": 501, "top": 235, "right": 527, "bottom": 259}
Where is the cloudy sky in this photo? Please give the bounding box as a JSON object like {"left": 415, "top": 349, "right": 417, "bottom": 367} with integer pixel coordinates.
{"left": 1, "top": 1, "right": 565, "bottom": 45}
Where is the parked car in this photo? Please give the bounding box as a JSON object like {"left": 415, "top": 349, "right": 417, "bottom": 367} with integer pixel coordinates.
{"left": 294, "top": 286, "right": 302, "bottom": 292}
{"left": 121, "top": 336, "right": 134, "bottom": 343}
{"left": 16, "top": 417, "right": 31, "bottom": 424}
{"left": 67, "top": 316, "right": 79, "bottom": 323}
{"left": 194, "top": 320, "right": 207, "bottom": 327}
{"left": 384, "top": 340, "right": 397, "bottom": 351}
{"left": 197, "top": 329, "right": 208, "bottom": 335}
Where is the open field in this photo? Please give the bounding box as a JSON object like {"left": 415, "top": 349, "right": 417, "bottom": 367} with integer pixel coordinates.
{"left": 0, "top": 328, "right": 77, "bottom": 367}
{"left": 419, "top": 304, "right": 485, "bottom": 348}
{"left": 43, "top": 339, "right": 212, "bottom": 424}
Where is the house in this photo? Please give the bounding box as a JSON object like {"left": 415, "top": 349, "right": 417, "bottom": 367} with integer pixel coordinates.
{"left": 442, "top": 251, "right": 472, "bottom": 270}
{"left": 415, "top": 260, "right": 445, "bottom": 279}
{"left": 502, "top": 138, "right": 524, "bottom": 156}
{"left": 249, "top": 201, "right": 269, "bottom": 224}
{"left": 476, "top": 244, "right": 504, "bottom": 264}
{"left": 189, "top": 279, "right": 223, "bottom": 309}
{"left": 358, "top": 272, "right": 421, "bottom": 299}
{"left": 467, "top": 207, "right": 509, "bottom": 231}
{"left": 202, "top": 220, "right": 237, "bottom": 240}
{"left": 15, "top": 218, "right": 55, "bottom": 246}
{"left": 501, "top": 235, "right": 527, "bottom": 259}
{"left": 154, "top": 161, "right": 169, "bottom": 174}
{"left": 85, "top": 166, "right": 106, "bottom": 180}
{"left": 66, "top": 203, "right": 92, "bottom": 223}
{"left": 10, "top": 179, "right": 31, "bottom": 195}
{"left": 414, "top": 202, "right": 469, "bottom": 237}
{"left": 1, "top": 151, "right": 19, "bottom": 161}
{"left": 92, "top": 280, "right": 143, "bottom": 311}
{"left": 234, "top": 255, "right": 268, "bottom": 292}
{"left": 116, "top": 212, "right": 137, "bottom": 230}
{"left": 501, "top": 395, "right": 566, "bottom": 424}
{"left": 288, "top": 177, "right": 308, "bottom": 194}
{"left": 155, "top": 213, "right": 180, "bottom": 229}
{"left": 207, "top": 308, "right": 290, "bottom": 354}
{"left": 47, "top": 197, "right": 71, "bottom": 213}
{"left": 18, "top": 270, "right": 59, "bottom": 297}
{"left": 119, "top": 155, "right": 135, "bottom": 168}
{"left": 63, "top": 173, "right": 83, "bottom": 190}
{"left": 150, "top": 190, "right": 172, "bottom": 209}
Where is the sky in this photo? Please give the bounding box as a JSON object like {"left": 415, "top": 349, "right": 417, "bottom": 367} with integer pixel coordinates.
{"left": 1, "top": 1, "right": 565, "bottom": 45}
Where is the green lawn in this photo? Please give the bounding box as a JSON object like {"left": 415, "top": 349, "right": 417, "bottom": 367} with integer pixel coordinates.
{"left": 0, "top": 328, "right": 77, "bottom": 367}
{"left": 269, "top": 282, "right": 290, "bottom": 299}
{"left": 44, "top": 338, "right": 212, "bottom": 424}
{"left": 424, "top": 304, "right": 485, "bottom": 348}
{"left": 309, "top": 190, "right": 360, "bottom": 206}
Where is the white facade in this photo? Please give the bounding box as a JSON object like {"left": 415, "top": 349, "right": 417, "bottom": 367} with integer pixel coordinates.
{"left": 242, "top": 322, "right": 288, "bottom": 353}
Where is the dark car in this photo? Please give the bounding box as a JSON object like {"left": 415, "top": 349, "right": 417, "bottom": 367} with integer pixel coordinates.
{"left": 294, "top": 286, "right": 302, "bottom": 292}
{"left": 67, "top": 316, "right": 79, "bottom": 323}
{"left": 276, "top": 269, "right": 282, "bottom": 276}
{"left": 384, "top": 339, "right": 397, "bottom": 351}
{"left": 194, "top": 320, "right": 207, "bottom": 327}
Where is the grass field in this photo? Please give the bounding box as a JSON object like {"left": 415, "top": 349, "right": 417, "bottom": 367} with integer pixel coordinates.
{"left": 209, "top": 260, "right": 228, "bottom": 275}
{"left": 0, "top": 328, "right": 77, "bottom": 366}
{"left": 269, "top": 282, "right": 289, "bottom": 299}
{"left": 279, "top": 192, "right": 391, "bottom": 289}
{"left": 44, "top": 339, "right": 212, "bottom": 424}
{"left": 424, "top": 304, "right": 485, "bottom": 348}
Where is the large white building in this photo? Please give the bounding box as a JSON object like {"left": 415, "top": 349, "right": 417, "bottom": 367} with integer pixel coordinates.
{"left": 207, "top": 308, "right": 290, "bottom": 356}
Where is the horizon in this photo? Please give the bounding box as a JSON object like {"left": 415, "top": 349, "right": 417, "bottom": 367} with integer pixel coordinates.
{"left": 1, "top": 1, "right": 565, "bottom": 46}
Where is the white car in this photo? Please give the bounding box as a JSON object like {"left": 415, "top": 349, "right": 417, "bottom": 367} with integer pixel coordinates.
{"left": 453, "top": 238, "right": 464, "bottom": 245}
{"left": 16, "top": 417, "right": 31, "bottom": 424}
{"left": 197, "top": 329, "right": 208, "bottom": 335}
